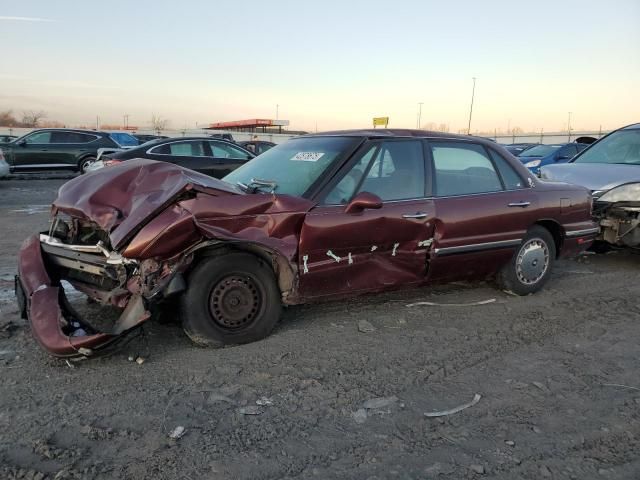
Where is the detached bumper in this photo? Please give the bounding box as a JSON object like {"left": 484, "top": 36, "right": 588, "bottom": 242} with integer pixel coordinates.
{"left": 16, "top": 235, "right": 124, "bottom": 358}
{"left": 561, "top": 225, "right": 599, "bottom": 257}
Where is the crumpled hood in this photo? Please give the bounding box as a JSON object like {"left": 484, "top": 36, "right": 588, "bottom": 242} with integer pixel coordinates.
{"left": 541, "top": 162, "right": 640, "bottom": 191}
{"left": 53, "top": 159, "right": 241, "bottom": 249}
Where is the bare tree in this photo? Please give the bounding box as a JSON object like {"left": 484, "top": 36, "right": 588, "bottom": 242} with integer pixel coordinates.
{"left": 437, "top": 123, "right": 450, "bottom": 133}
{"left": 21, "top": 110, "right": 47, "bottom": 127}
{"left": 0, "top": 110, "right": 19, "bottom": 126}
{"left": 150, "top": 114, "right": 169, "bottom": 133}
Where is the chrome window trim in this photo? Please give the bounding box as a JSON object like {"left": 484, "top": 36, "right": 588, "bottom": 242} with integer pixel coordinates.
{"left": 565, "top": 227, "right": 599, "bottom": 238}
{"left": 434, "top": 238, "right": 522, "bottom": 257}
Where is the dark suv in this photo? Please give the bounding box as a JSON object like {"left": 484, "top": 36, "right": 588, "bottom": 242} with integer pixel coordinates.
{"left": 0, "top": 129, "right": 139, "bottom": 173}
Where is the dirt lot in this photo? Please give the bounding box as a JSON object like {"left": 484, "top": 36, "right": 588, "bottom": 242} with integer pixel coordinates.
{"left": 1, "top": 177, "right": 639, "bottom": 480}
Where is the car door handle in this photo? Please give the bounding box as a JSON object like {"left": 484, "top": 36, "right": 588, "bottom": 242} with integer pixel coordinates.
{"left": 402, "top": 212, "right": 428, "bottom": 219}
{"left": 508, "top": 202, "right": 531, "bottom": 208}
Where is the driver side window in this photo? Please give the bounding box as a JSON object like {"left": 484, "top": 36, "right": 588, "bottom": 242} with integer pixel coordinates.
{"left": 324, "top": 140, "right": 426, "bottom": 204}
{"left": 25, "top": 131, "right": 52, "bottom": 144}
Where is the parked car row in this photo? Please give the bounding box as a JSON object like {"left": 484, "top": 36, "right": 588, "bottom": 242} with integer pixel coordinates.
{"left": 0, "top": 128, "right": 277, "bottom": 175}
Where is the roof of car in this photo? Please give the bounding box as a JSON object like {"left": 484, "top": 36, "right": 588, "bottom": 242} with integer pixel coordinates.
{"left": 622, "top": 123, "right": 640, "bottom": 130}
{"left": 305, "top": 129, "right": 495, "bottom": 143}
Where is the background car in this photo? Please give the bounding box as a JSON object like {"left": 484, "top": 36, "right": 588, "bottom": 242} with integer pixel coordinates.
{"left": 503, "top": 143, "right": 538, "bottom": 156}
{"left": 0, "top": 135, "right": 17, "bottom": 143}
{"left": 541, "top": 123, "right": 640, "bottom": 250}
{"left": 94, "top": 136, "right": 255, "bottom": 178}
{"left": 518, "top": 142, "right": 589, "bottom": 175}
{"left": 238, "top": 140, "right": 276, "bottom": 155}
{"left": 1, "top": 128, "right": 139, "bottom": 173}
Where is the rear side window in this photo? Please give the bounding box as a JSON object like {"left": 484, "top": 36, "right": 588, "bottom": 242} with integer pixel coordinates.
{"left": 208, "top": 141, "right": 252, "bottom": 160}
{"left": 50, "top": 132, "right": 97, "bottom": 144}
{"left": 150, "top": 141, "right": 205, "bottom": 156}
{"left": 487, "top": 148, "right": 525, "bottom": 189}
{"left": 431, "top": 142, "right": 503, "bottom": 197}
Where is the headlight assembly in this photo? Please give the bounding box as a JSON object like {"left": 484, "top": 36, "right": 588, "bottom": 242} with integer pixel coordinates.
{"left": 524, "top": 160, "right": 541, "bottom": 168}
{"left": 598, "top": 183, "right": 640, "bottom": 203}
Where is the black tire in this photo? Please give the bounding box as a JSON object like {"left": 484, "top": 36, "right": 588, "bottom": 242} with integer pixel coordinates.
{"left": 497, "top": 225, "right": 556, "bottom": 296}
{"left": 180, "top": 252, "right": 281, "bottom": 347}
{"left": 79, "top": 156, "right": 97, "bottom": 174}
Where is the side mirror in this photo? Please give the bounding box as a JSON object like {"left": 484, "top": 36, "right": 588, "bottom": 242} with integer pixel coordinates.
{"left": 345, "top": 191, "right": 383, "bottom": 214}
{"left": 17, "top": 140, "right": 27, "bottom": 147}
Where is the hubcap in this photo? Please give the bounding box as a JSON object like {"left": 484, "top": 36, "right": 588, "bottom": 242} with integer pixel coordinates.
{"left": 209, "top": 275, "right": 261, "bottom": 330}
{"left": 82, "top": 159, "right": 95, "bottom": 172}
{"left": 516, "top": 238, "right": 549, "bottom": 285}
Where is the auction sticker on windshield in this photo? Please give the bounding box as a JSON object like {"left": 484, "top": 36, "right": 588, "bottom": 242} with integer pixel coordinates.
{"left": 291, "top": 152, "right": 325, "bottom": 162}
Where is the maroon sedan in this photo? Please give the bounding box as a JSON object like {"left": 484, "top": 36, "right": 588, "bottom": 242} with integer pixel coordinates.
{"left": 16, "top": 130, "right": 598, "bottom": 357}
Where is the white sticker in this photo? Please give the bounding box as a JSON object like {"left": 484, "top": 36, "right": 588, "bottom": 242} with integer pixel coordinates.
{"left": 291, "top": 152, "right": 325, "bottom": 162}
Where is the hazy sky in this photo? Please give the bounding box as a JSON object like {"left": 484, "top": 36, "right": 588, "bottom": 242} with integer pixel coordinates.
{"left": 1, "top": 0, "right": 638, "bottom": 132}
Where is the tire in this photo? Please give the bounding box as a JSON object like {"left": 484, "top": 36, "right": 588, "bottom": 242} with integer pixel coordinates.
{"left": 180, "top": 252, "right": 282, "bottom": 347}
{"left": 79, "top": 156, "right": 97, "bottom": 174}
{"left": 497, "top": 225, "right": 556, "bottom": 295}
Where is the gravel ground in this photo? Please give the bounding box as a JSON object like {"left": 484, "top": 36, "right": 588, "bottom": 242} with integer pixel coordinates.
{"left": 1, "top": 177, "right": 639, "bottom": 480}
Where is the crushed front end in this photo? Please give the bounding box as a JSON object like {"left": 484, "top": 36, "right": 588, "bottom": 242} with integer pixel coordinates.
{"left": 16, "top": 216, "right": 155, "bottom": 358}
{"left": 592, "top": 184, "right": 640, "bottom": 248}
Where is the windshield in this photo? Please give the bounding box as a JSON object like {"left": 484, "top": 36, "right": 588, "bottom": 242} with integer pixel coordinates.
{"left": 573, "top": 129, "right": 640, "bottom": 165}
{"left": 223, "top": 136, "right": 359, "bottom": 197}
{"left": 519, "top": 145, "right": 561, "bottom": 157}
{"left": 110, "top": 132, "right": 139, "bottom": 147}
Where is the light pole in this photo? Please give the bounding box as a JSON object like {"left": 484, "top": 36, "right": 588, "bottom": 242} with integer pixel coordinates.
{"left": 123, "top": 114, "right": 129, "bottom": 130}
{"left": 567, "top": 112, "right": 572, "bottom": 141}
{"left": 467, "top": 77, "right": 476, "bottom": 135}
{"left": 417, "top": 102, "right": 423, "bottom": 129}
{"left": 276, "top": 104, "right": 279, "bottom": 120}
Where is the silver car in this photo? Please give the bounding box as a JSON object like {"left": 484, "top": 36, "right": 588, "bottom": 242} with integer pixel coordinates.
{"left": 541, "top": 123, "right": 640, "bottom": 248}
{"left": 0, "top": 148, "right": 10, "bottom": 178}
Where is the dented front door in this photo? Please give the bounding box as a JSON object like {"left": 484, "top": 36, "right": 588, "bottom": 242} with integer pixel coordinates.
{"left": 297, "top": 200, "right": 435, "bottom": 299}
{"left": 297, "top": 139, "right": 435, "bottom": 299}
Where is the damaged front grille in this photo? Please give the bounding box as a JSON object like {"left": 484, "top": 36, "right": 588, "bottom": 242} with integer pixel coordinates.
{"left": 50, "top": 214, "right": 112, "bottom": 249}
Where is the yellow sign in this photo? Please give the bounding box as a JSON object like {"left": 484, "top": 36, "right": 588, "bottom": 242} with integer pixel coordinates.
{"left": 373, "top": 116, "right": 389, "bottom": 128}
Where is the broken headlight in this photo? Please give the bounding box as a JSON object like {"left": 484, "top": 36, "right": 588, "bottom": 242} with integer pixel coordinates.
{"left": 598, "top": 183, "right": 640, "bottom": 203}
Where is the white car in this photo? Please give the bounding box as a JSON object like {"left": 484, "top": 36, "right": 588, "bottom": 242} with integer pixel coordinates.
{"left": 0, "top": 148, "right": 10, "bottom": 178}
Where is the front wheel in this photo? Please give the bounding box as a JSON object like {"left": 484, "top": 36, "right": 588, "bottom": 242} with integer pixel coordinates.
{"left": 497, "top": 226, "right": 556, "bottom": 295}
{"left": 180, "top": 252, "right": 282, "bottom": 347}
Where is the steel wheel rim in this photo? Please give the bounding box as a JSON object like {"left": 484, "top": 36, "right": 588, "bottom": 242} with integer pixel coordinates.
{"left": 516, "top": 238, "right": 549, "bottom": 285}
{"left": 208, "top": 274, "right": 262, "bottom": 330}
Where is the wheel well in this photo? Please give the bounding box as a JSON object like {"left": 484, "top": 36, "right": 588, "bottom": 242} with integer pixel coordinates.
{"left": 534, "top": 220, "right": 564, "bottom": 257}
{"left": 189, "top": 242, "right": 296, "bottom": 302}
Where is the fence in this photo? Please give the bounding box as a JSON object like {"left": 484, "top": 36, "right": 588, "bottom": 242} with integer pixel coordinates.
{"left": 490, "top": 130, "right": 610, "bottom": 145}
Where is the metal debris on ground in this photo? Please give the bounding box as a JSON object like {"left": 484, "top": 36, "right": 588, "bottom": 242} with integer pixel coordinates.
{"left": 238, "top": 406, "right": 263, "bottom": 415}
{"left": 65, "top": 360, "right": 75, "bottom": 369}
{"left": 407, "top": 299, "right": 496, "bottom": 308}
{"left": 357, "top": 319, "right": 376, "bottom": 333}
{"left": 363, "top": 396, "right": 398, "bottom": 409}
{"left": 168, "top": 426, "right": 186, "bottom": 439}
{"left": 424, "top": 393, "right": 482, "bottom": 417}
{"left": 352, "top": 408, "right": 367, "bottom": 424}
{"left": 135, "top": 356, "right": 146, "bottom": 365}
{"left": 256, "top": 396, "right": 274, "bottom": 406}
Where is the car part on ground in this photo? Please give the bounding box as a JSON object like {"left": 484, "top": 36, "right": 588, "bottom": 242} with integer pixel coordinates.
{"left": 541, "top": 123, "right": 640, "bottom": 248}
{"left": 16, "top": 130, "right": 597, "bottom": 358}
{"left": 89, "top": 136, "right": 254, "bottom": 178}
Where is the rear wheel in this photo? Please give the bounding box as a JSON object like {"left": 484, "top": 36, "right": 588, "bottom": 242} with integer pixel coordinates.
{"left": 180, "top": 253, "right": 281, "bottom": 347}
{"left": 79, "top": 156, "right": 97, "bottom": 173}
{"left": 497, "top": 226, "right": 556, "bottom": 295}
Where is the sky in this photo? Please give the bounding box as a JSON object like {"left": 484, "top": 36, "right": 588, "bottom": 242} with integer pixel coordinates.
{"left": 0, "top": 0, "right": 639, "bottom": 133}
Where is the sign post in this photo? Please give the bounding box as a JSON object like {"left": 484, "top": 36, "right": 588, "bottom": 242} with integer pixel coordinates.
{"left": 373, "top": 117, "right": 389, "bottom": 128}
